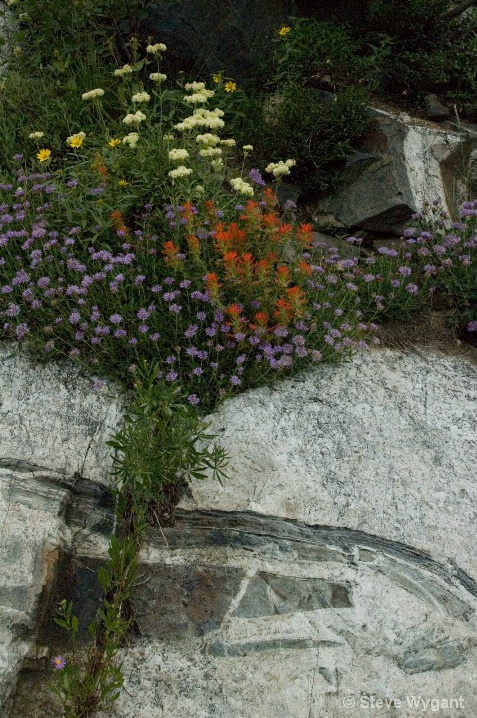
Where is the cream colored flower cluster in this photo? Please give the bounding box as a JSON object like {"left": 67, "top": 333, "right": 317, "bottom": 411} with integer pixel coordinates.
{"left": 114, "top": 65, "right": 133, "bottom": 77}
{"left": 175, "top": 107, "right": 225, "bottom": 132}
{"left": 199, "top": 147, "right": 222, "bottom": 158}
{"left": 196, "top": 133, "right": 221, "bottom": 146}
{"left": 122, "top": 132, "right": 139, "bottom": 148}
{"left": 29, "top": 131, "right": 44, "bottom": 139}
{"left": 123, "top": 111, "right": 147, "bottom": 125}
{"left": 184, "top": 91, "right": 215, "bottom": 104}
{"left": 168, "top": 165, "right": 193, "bottom": 179}
{"left": 132, "top": 92, "right": 150, "bottom": 103}
{"left": 184, "top": 82, "right": 207, "bottom": 92}
{"left": 168, "top": 148, "right": 190, "bottom": 161}
{"left": 146, "top": 43, "right": 167, "bottom": 54}
{"left": 150, "top": 72, "right": 167, "bottom": 83}
{"left": 81, "top": 88, "right": 105, "bottom": 100}
{"left": 230, "top": 177, "right": 254, "bottom": 196}
{"left": 265, "top": 159, "right": 296, "bottom": 177}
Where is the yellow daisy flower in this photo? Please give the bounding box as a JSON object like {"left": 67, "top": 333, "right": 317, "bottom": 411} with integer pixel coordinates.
{"left": 224, "top": 81, "right": 237, "bottom": 93}
{"left": 212, "top": 74, "right": 222, "bottom": 84}
{"left": 278, "top": 26, "right": 291, "bottom": 36}
{"left": 37, "top": 148, "right": 51, "bottom": 162}
{"left": 108, "top": 138, "right": 121, "bottom": 147}
{"left": 118, "top": 179, "right": 128, "bottom": 187}
{"left": 67, "top": 136, "right": 83, "bottom": 148}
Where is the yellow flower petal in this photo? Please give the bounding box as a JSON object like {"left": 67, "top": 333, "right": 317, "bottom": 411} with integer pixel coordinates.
{"left": 37, "top": 148, "right": 51, "bottom": 162}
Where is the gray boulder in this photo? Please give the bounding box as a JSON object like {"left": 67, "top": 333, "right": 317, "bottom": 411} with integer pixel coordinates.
{"left": 316, "top": 108, "right": 477, "bottom": 234}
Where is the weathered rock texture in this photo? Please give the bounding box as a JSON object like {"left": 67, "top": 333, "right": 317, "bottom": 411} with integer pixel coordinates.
{"left": 2, "top": 344, "right": 477, "bottom": 717}
{"left": 0, "top": 348, "right": 121, "bottom": 712}
{"left": 316, "top": 109, "right": 477, "bottom": 233}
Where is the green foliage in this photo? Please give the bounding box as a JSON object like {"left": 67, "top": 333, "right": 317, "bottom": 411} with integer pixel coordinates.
{"left": 364, "top": 0, "right": 477, "bottom": 103}
{"left": 7, "top": 0, "right": 167, "bottom": 71}
{"left": 106, "top": 361, "right": 229, "bottom": 506}
{"left": 234, "top": 19, "right": 373, "bottom": 196}
{"left": 258, "top": 85, "right": 370, "bottom": 194}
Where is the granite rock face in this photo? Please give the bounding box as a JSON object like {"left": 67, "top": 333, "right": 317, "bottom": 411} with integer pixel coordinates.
{"left": 2, "top": 344, "right": 477, "bottom": 718}
{"left": 0, "top": 347, "right": 122, "bottom": 712}
{"left": 316, "top": 109, "right": 477, "bottom": 233}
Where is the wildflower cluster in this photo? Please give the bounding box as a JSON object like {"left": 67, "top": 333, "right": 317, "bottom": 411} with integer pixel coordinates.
{"left": 0, "top": 172, "right": 375, "bottom": 411}
{"left": 351, "top": 199, "right": 477, "bottom": 331}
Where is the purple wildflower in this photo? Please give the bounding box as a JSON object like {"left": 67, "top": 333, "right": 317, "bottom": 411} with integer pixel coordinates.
{"left": 184, "top": 324, "right": 198, "bottom": 338}
{"left": 51, "top": 656, "right": 67, "bottom": 670}
{"left": 248, "top": 168, "right": 266, "bottom": 186}
{"left": 15, "top": 323, "right": 29, "bottom": 340}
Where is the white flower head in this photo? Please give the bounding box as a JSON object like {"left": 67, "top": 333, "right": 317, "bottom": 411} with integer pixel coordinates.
{"left": 122, "top": 132, "right": 139, "bottom": 148}
{"left": 196, "top": 133, "right": 221, "bottom": 146}
{"left": 230, "top": 177, "right": 254, "bottom": 196}
{"left": 184, "top": 92, "right": 209, "bottom": 105}
{"left": 114, "top": 65, "right": 133, "bottom": 77}
{"left": 168, "top": 165, "right": 193, "bottom": 179}
{"left": 199, "top": 147, "right": 222, "bottom": 157}
{"left": 242, "top": 144, "right": 253, "bottom": 154}
{"left": 168, "top": 148, "right": 190, "bottom": 161}
{"left": 220, "top": 138, "right": 236, "bottom": 147}
{"left": 265, "top": 159, "right": 296, "bottom": 178}
{"left": 81, "top": 88, "right": 105, "bottom": 100}
{"left": 162, "top": 134, "right": 175, "bottom": 141}
{"left": 150, "top": 72, "right": 167, "bottom": 83}
{"left": 185, "top": 82, "right": 206, "bottom": 91}
{"left": 210, "top": 158, "right": 224, "bottom": 171}
{"left": 146, "top": 43, "right": 167, "bottom": 54}
{"left": 204, "top": 116, "right": 225, "bottom": 130}
{"left": 29, "top": 131, "right": 44, "bottom": 139}
{"left": 132, "top": 91, "right": 150, "bottom": 103}
{"left": 123, "top": 111, "right": 147, "bottom": 125}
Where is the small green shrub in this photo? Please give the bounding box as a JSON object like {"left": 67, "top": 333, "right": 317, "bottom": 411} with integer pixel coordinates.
{"left": 257, "top": 84, "right": 370, "bottom": 195}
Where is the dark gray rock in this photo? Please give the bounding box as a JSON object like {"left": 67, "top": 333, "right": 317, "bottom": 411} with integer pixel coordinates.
{"left": 316, "top": 110, "right": 477, "bottom": 233}
{"left": 424, "top": 94, "right": 451, "bottom": 122}
{"left": 398, "top": 634, "right": 473, "bottom": 674}
{"left": 132, "top": 564, "right": 244, "bottom": 638}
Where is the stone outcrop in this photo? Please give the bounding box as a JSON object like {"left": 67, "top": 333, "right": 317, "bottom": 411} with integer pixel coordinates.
{"left": 0, "top": 349, "right": 121, "bottom": 712}
{"left": 2, "top": 343, "right": 477, "bottom": 717}
{"left": 315, "top": 109, "right": 477, "bottom": 234}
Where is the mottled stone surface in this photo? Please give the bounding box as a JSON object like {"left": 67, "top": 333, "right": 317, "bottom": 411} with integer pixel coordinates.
{"left": 0, "top": 346, "right": 122, "bottom": 712}
{"left": 317, "top": 109, "right": 477, "bottom": 232}
{"left": 184, "top": 348, "right": 477, "bottom": 580}
{"left": 10, "top": 511, "right": 477, "bottom": 717}
{"left": 0, "top": 346, "right": 123, "bottom": 485}
{"left": 3, "top": 343, "right": 477, "bottom": 717}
